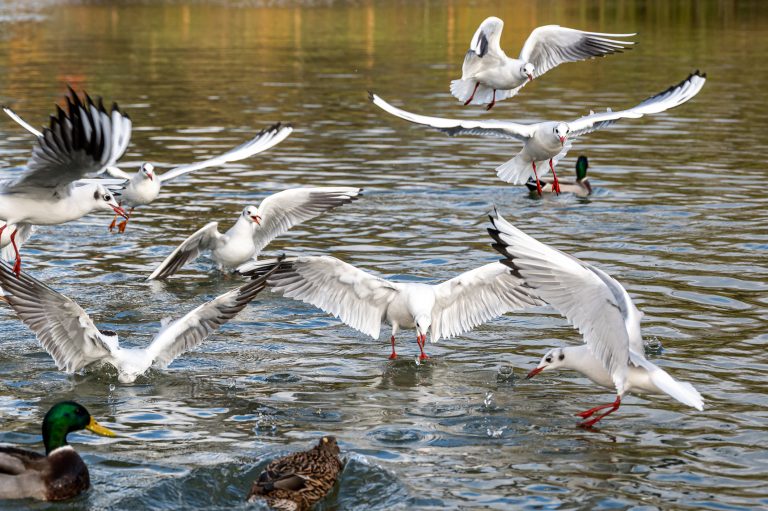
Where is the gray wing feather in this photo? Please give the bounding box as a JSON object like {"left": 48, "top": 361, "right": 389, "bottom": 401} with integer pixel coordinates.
{"left": 147, "top": 222, "right": 221, "bottom": 280}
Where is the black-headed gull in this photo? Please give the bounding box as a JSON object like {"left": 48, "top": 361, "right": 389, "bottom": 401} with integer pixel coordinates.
{"left": 0, "top": 256, "right": 283, "bottom": 383}
{"left": 371, "top": 70, "right": 706, "bottom": 195}
{"left": 148, "top": 187, "right": 362, "bottom": 280}
{"left": 452, "top": 18, "right": 635, "bottom": 109}
{"left": 0, "top": 89, "right": 128, "bottom": 276}
{"left": 487, "top": 210, "right": 704, "bottom": 427}
{"left": 240, "top": 256, "right": 543, "bottom": 360}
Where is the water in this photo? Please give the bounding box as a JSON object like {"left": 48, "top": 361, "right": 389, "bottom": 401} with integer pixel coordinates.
{"left": 1, "top": 1, "right": 767, "bottom": 509}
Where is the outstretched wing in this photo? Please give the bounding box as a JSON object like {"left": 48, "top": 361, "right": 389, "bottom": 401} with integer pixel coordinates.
{"left": 488, "top": 210, "right": 641, "bottom": 391}
{"left": 147, "top": 222, "right": 222, "bottom": 280}
{"left": 519, "top": 25, "right": 635, "bottom": 78}
{"left": 369, "top": 93, "right": 534, "bottom": 141}
{"left": 145, "top": 256, "right": 283, "bottom": 368}
{"left": 430, "top": 262, "right": 543, "bottom": 342}
{"left": 158, "top": 123, "right": 293, "bottom": 183}
{"left": 461, "top": 17, "right": 507, "bottom": 77}
{"left": 569, "top": 71, "right": 707, "bottom": 138}
{"left": 252, "top": 187, "right": 362, "bottom": 254}
{"left": 0, "top": 259, "right": 118, "bottom": 373}
{"left": 241, "top": 256, "right": 399, "bottom": 339}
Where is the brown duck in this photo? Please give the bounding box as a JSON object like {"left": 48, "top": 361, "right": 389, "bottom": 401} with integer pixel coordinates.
{"left": 247, "top": 436, "right": 343, "bottom": 511}
{"left": 0, "top": 401, "right": 115, "bottom": 501}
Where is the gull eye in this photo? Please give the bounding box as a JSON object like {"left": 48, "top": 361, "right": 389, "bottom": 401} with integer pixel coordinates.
{"left": 102, "top": 194, "right": 111, "bottom": 201}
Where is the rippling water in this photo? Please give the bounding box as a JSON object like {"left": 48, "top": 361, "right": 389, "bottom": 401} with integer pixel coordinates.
{"left": 0, "top": 1, "right": 767, "bottom": 509}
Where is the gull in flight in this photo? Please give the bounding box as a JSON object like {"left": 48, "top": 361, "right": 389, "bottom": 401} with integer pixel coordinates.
{"left": 147, "top": 187, "right": 362, "bottom": 280}
{"left": 0, "top": 89, "right": 128, "bottom": 276}
{"left": 0, "top": 256, "right": 283, "bottom": 383}
{"left": 239, "top": 255, "right": 542, "bottom": 360}
{"left": 487, "top": 210, "right": 704, "bottom": 427}
{"left": 371, "top": 70, "right": 706, "bottom": 195}
{"left": 452, "top": 18, "right": 635, "bottom": 109}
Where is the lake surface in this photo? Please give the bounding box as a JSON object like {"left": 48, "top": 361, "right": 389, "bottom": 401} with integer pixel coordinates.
{"left": 0, "top": 1, "right": 767, "bottom": 509}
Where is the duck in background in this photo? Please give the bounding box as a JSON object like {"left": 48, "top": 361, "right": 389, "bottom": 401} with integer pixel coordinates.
{"left": 0, "top": 401, "right": 115, "bottom": 501}
{"left": 527, "top": 156, "right": 592, "bottom": 196}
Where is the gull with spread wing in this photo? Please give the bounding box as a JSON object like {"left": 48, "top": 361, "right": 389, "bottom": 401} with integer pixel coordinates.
{"left": 5, "top": 99, "right": 293, "bottom": 233}
{"left": 0, "top": 89, "right": 128, "bottom": 276}
{"left": 452, "top": 17, "right": 635, "bottom": 109}
{"left": 240, "top": 255, "right": 542, "bottom": 360}
{"left": 0, "top": 256, "right": 282, "bottom": 383}
{"left": 372, "top": 70, "right": 706, "bottom": 195}
{"left": 487, "top": 210, "right": 704, "bottom": 427}
{"left": 147, "top": 187, "right": 362, "bottom": 280}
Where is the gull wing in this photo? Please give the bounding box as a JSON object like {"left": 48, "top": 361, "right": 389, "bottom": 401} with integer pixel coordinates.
{"left": 430, "top": 262, "right": 543, "bottom": 342}
{"left": 461, "top": 17, "right": 507, "bottom": 77}
{"left": 145, "top": 256, "right": 282, "bottom": 368}
{"left": 569, "top": 71, "right": 707, "bottom": 138}
{"left": 158, "top": 123, "right": 293, "bottom": 183}
{"left": 147, "top": 222, "right": 222, "bottom": 280}
{"left": 488, "top": 210, "right": 642, "bottom": 391}
{"left": 369, "top": 93, "right": 534, "bottom": 141}
{"left": 0, "top": 223, "right": 35, "bottom": 262}
{"left": 519, "top": 25, "right": 635, "bottom": 78}
{"left": 252, "top": 187, "right": 362, "bottom": 254}
{"left": 0, "top": 259, "right": 118, "bottom": 373}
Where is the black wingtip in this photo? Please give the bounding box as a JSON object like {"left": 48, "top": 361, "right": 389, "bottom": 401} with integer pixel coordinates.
{"left": 367, "top": 91, "right": 376, "bottom": 102}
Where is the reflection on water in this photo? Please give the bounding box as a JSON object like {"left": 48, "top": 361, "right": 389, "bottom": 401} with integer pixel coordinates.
{"left": 1, "top": 1, "right": 767, "bottom": 510}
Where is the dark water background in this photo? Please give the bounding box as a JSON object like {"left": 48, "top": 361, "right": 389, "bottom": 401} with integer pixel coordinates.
{"left": 0, "top": 1, "right": 766, "bottom": 509}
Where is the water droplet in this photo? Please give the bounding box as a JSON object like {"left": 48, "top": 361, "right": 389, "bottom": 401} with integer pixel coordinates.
{"left": 109, "top": 384, "right": 116, "bottom": 392}
{"left": 483, "top": 391, "right": 494, "bottom": 409}
{"left": 486, "top": 426, "right": 506, "bottom": 438}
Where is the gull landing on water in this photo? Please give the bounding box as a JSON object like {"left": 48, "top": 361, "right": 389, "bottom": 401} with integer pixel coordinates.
{"left": 239, "top": 256, "right": 543, "bottom": 360}
{"left": 0, "top": 256, "right": 282, "bottom": 383}
{"left": 372, "top": 70, "right": 706, "bottom": 196}
{"left": 487, "top": 210, "right": 704, "bottom": 427}
{"left": 452, "top": 18, "right": 635, "bottom": 110}
{"left": 147, "top": 187, "right": 362, "bottom": 280}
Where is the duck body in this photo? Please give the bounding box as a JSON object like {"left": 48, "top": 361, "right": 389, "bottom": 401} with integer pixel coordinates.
{"left": 247, "top": 436, "right": 343, "bottom": 511}
{"left": 526, "top": 155, "right": 592, "bottom": 196}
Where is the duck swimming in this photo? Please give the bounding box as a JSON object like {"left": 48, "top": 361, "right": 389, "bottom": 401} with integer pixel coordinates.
{"left": 526, "top": 155, "right": 592, "bottom": 196}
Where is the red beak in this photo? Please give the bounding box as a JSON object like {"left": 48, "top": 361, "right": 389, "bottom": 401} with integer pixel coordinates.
{"left": 526, "top": 366, "right": 545, "bottom": 379}
{"left": 112, "top": 205, "right": 129, "bottom": 219}
{"left": 251, "top": 215, "right": 262, "bottom": 225}
{"left": 527, "top": 74, "right": 533, "bottom": 82}
{"left": 559, "top": 136, "right": 566, "bottom": 145}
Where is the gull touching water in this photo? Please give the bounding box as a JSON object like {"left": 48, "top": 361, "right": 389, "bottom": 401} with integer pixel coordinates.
{"left": 0, "top": 257, "right": 282, "bottom": 383}
{"left": 452, "top": 18, "right": 635, "bottom": 110}
{"left": 487, "top": 210, "right": 704, "bottom": 427}
{"left": 148, "top": 187, "right": 362, "bottom": 280}
{"left": 0, "top": 89, "right": 128, "bottom": 276}
{"left": 372, "top": 70, "right": 706, "bottom": 195}
{"left": 240, "top": 255, "right": 542, "bottom": 360}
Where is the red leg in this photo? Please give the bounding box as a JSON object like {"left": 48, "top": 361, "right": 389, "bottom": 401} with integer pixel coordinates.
{"left": 10, "top": 228, "right": 21, "bottom": 278}
{"left": 531, "top": 161, "right": 543, "bottom": 196}
{"left": 108, "top": 214, "right": 118, "bottom": 232}
{"left": 417, "top": 334, "right": 429, "bottom": 361}
{"left": 548, "top": 159, "right": 561, "bottom": 195}
{"left": 389, "top": 335, "right": 397, "bottom": 359}
{"left": 486, "top": 89, "right": 497, "bottom": 111}
{"left": 577, "top": 401, "right": 618, "bottom": 419}
{"left": 117, "top": 207, "right": 134, "bottom": 234}
{"left": 579, "top": 396, "right": 621, "bottom": 428}
{"left": 464, "top": 82, "right": 480, "bottom": 106}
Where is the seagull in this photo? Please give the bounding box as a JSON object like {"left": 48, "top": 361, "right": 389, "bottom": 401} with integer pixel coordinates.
{"left": 5, "top": 99, "right": 293, "bottom": 233}
{"left": 147, "top": 187, "right": 362, "bottom": 280}
{"left": 0, "top": 256, "right": 283, "bottom": 383}
{"left": 487, "top": 210, "right": 704, "bottom": 427}
{"left": 0, "top": 89, "right": 128, "bottom": 276}
{"left": 371, "top": 70, "right": 706, "bottom": 195}
{"left": 239, "top": 255, "right": 543, "bottom": 360}
{"left": 452, "top": 18, "right": 635, "bottom": 110}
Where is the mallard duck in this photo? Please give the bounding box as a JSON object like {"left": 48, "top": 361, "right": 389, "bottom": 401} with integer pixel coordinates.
{"left": 526, "top": 155, "right": 592, "bottom": 196}
{"left": 247, "top": 436, "right": 343, "bottom": 511}
{"left": 0, "top": 401, "right": 115, "bottom": 501}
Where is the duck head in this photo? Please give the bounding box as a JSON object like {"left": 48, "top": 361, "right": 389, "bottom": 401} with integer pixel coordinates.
{"left": 42, "top": 401, "right": 116, "bottom": 455}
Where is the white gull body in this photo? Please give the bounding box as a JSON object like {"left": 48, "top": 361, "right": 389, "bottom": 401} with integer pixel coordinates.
{"left": 0, "top": 257, "right": 281, "bottom": 383}
{"left": 373, "top": 70, "right": 706, "bottom": 194}
{"left": 487, "top": 210, "right": 704, "bottom": 427}
{"left": 240, "top": 255, "right": 543, "bottom": 359}
{"left": 148, "top": 187, "right": 362, "bottom": 280}
{"left": 451, "top": 18, "right": 635, "bottom": 109}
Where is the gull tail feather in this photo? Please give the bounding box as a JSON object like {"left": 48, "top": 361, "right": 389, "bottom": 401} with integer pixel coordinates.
{"left": 629, "top": 352, "right": 704, "bottom": 411}
{"left": 496, "top": 154, "right": 534, "bottom": 184}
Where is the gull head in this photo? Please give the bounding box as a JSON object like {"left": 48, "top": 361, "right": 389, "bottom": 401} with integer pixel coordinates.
{"left": 243, "top": 206, "right": 261, "bottom": 225}
{"left": 553, "top": 123, "right": 570, "bottom": 146}
{"left": 526, "top": 348, "right": 566, "bottom": 378}
{"left": 521, "top": 63, "right": 535, "bottom": 82}
{"left": 91, "top": 185, "right": 128, "bottom": 218}
{"left": 140, "top": 163, "right": 155, "bottom": 182}
{"left": 414, "top": 314, "right": 431, "bottom": 339}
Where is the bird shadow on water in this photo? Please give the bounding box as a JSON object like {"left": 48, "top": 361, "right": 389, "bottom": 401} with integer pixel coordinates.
{"left": 376, "top": 357, "right": 436, "bottom": 389}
